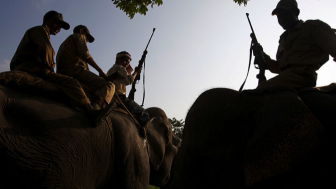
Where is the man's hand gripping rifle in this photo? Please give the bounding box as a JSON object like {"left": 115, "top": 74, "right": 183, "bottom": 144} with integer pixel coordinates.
{"left": 128, "top": 28, "right": 156, "bottom": 106}
{"left": 239, "top": 13, "right": 267, "bottom": 92}
{"left": 247, "top": 13, "right": 267, "bottom": 83}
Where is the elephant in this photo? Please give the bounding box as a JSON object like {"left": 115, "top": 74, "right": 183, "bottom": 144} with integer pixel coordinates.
{"left": 0, "top": 77, "right": 181, "bottom": 188}
{"left": 169, "top": 85, "right": 335, "bottom": 189}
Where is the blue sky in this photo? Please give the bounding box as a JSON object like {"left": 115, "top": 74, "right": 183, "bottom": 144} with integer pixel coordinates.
{"left": 1, "top": 0, "right": 336, "bottom": 120}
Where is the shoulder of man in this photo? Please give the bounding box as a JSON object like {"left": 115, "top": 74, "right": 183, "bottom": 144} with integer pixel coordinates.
{"left": 107, "top": 64, "right": 118, "bottom": 75}
{"left": 304, "top": 19, "right": 331, "bottom": 28}
{"left": 22, "top": 25, "right": 50, "bottom": 41}
{"left": 112, "top": 64, "right": 124, "bottom": 71}
{"left": 25, "top": 25, "right": 44, "bottom": 33}
{"left": 58, "top": 34, "right": 74, "bottom": 48}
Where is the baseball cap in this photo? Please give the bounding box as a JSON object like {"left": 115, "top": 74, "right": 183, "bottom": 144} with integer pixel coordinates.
{"left": 272, "top": 0, "right": 298, "bottom": 15}
{"left": 73, "top": 25, "right": 95, "bottom": 43}
{"left": 44, "top": 10, "right": 70, "bottom": 30}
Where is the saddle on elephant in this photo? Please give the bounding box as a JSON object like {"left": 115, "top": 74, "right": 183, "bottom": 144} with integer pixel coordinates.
{"left": 0, "top": 71, "right": 61, "bottom": 98}
{"left": 0, "top": 71, "right": 103, "bottom": 103}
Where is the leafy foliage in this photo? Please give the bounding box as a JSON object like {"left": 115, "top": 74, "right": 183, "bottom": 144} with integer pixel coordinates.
{"left": 149, "top": 185, "right": 160, "bottom": 189}
{"left": 112, "top": 0, "right": 163, "bottom": 19}
{"left": 168, "top": 117, "right": 184, "bottom": 139}
{"left": 112, "top": 0, "right": 250, "bottom": 19}
{"left": 234, "top": 0, "right": 250, "bottom": 6}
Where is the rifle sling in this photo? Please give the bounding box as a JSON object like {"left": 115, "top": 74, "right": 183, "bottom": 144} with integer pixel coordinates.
{"left": 239, "top": 40, "right": 253, "bottom": 92}
{"left": 141, "top": 60, "right": 145, "bottom": 106}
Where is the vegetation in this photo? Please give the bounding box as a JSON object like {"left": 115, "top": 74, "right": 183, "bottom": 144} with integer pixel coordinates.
{"left": 169, "top": 117, "right": 184, "bottom": 139}
{"left": 149, "top": 185, "right": 160, "bottom": 189}
{"left": 234, "top": 0, "right": 250, "bottom": 5}
{"left": 112, "top": 0, "right": 250, "bottom": 19}
{"left": 112, "top": 0, "right": 163, "bottom": 19}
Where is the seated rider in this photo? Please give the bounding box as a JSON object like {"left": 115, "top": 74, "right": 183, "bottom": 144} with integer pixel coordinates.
{"left": 254, "top": 0, "right": 336, "bottom": 90}
{"left": 10, "top": 10, "right": 93, "bottom": 112}
{"left": 56, "top": 25, "right": 115, "bottom": 110}
{"left": 107, "top": 51, "right": 150, "bottom": 125}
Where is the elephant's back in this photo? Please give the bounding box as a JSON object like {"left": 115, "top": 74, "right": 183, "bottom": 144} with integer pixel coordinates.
{"left": 0, "top": 84, "right": 95, "bottom": 155}
{"left": 0, "top": 85, "right": 113, "bottom": 188}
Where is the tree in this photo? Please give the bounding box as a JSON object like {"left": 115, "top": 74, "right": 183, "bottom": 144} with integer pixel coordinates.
{"left": 112, "top": 0, "right": 163, "bottom": 19}
{"left": 168, "top": 117, "right": 184, "bottom": 139}
{"left": 112, "top": 0, "right": 250, "bottom": 19}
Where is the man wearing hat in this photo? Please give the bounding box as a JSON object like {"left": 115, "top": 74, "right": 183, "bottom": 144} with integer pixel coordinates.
{"left": 56, "top": 25, "right": 115, "bottom": 110}
{"left": 107, "top": 51, "right": 149, "bottom": 125}
{"left": 10, "top": 10, "right": 93, "bottom": 112}
{"left": 255, "top": 0, "right": 336, "bottom": 90}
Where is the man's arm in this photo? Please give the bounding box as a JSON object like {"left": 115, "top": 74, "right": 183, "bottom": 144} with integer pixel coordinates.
{"left": 112, "top": 65, "right": 142, "bottom": 85}
{"left": 86, "top": 57, "right": 107, "bottom": 78}
{"left": 263, "top": 53, "right": 281, "bottom": 74}
{"left": 312, "top": 21, "right": 336, "bottom": 61}
{"left": 252, "top": 44, "right": 281, "bottom": 74}
{"left": 132, "top": 66, "right": 141, "bottom": 78}
{"left": 73, "top": 34, "right": 107, "bottom": 78}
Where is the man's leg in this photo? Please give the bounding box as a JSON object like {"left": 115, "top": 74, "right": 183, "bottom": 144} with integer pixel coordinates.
{"left": 15, "top": 65, "right": 92, "bottom": 110}
{"left": 257, "top": 67, "right": 316, "bottom": 90}
{"left": 121, "top": 97, "right": 150, "bottom": 125}
{"left": 74, "top": 70, "right": 115, "bottom": 108}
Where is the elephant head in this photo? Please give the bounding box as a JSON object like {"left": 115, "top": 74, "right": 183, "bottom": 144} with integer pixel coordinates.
{"left": 146, "top": 107, "right": 181, "bottom": 187}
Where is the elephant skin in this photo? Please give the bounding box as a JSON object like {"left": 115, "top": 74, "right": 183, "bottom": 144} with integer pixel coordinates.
{"left": 170, "top": 87, "right": 331, "bottom": 189}
{"left": 0, "top": 84, "right": 180, "bottom": 189}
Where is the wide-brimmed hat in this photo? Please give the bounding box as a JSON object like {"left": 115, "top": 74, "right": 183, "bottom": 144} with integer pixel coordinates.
{"left": 73, "top": 25, "right": 95, "bottom": 43}
{"left": 272, "top": 0, "right": 298, "bottom": 15}
{"left": 44, "top": 10, "right": 70, "bottom": 30}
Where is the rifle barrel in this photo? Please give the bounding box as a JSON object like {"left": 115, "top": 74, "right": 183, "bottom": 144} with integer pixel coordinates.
{"left": 246, "top": 13, "right": 257, "bottom": 42}
{"left": 145, "top": 28, "right": 156, "bottom": 50}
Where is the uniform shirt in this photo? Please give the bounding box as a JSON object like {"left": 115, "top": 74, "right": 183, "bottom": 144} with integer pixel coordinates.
{"left": 107, "top": 64, "right": 135, "bottom": 95}
{"left": 264, "top": 20, "right": 336, "bottom": 73}
{"left": 10, "top": 25, "right": 55, "bottom": 70}
{"left": 56, "top": 33, "right": 92, "bottom": 75}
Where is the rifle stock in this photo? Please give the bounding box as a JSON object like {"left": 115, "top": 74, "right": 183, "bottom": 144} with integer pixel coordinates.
{"left": 128, "top": 82, "right": 136, "bottom": 100}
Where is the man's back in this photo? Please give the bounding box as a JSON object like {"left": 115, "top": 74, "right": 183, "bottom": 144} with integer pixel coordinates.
{"left": 56, "top": 33, "right": 91, "bottom": 75}
{"left": 10, "top": 25, "right": 55, "bottom": 71}
{"left": 276, "top": 19, "right": 336, "bottom": 71}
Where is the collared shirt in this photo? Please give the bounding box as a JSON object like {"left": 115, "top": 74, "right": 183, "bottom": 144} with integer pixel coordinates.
{"left": 56, "top": 33, "right": 92, "bottom": 75}
{"left": 107, "top": 64, "right": 135, "bottom": 95}
{"left": 265, "top": 19, "right": 336, "bottom": 73}
{"left": 10, "top": 25, "right": 55, "bottom": 70}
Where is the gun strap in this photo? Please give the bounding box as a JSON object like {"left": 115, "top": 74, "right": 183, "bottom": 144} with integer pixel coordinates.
{"left": 141, "top": 60, "right": 145, "bottom": 106}
{"left": 239, "top": 40, "right": 253, "bottom": 92}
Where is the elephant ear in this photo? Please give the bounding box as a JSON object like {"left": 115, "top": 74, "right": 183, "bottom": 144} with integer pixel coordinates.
{"left": 146, "top": 117, "right": 170, "bottom": 171}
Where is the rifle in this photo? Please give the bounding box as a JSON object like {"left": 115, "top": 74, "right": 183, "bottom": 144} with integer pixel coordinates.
{"left": 128, "top": 28, "right": 156, "bottom": 106}
{"left": 239, "top": 13, "right": 267, "bottom": 92}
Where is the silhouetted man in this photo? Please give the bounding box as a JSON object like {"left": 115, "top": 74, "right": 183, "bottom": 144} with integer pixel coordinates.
{"left": 10, "top": 11, "right": 93, "bottom": 111}
{"left": 56, "top": 25, "right": 115, "bottom": 110}
{"left": 107, "top": 51, "right": 149, "bottom": 125}
{"left": 255, "top": 0, "right": 336, "bottom": 90}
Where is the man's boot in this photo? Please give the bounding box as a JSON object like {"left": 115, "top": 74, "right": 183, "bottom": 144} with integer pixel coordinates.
{"left": 91, "top": 96, "right": 104, "bottom": 110}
